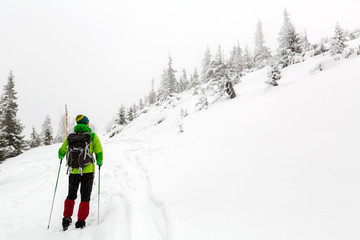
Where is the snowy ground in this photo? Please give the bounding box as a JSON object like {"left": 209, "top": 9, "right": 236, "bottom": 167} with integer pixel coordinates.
{"left": 0, "top": 138, "right": 167, "bottom": 240}
{"left": 1, "top": 39, "right": 360, "bottom": 240}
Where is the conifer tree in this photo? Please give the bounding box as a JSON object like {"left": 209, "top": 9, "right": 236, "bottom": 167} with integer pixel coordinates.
{"left": 54, "top": 113, "right": 66, "bottom": 143}
{"left": 205, "top": 45, "right": 225, "bottom": 82}
{"left": 127, "top": 107, "right": 134, "bottom": 122}
{"left": 0, "top": 71, "right": 25, "bottom": 160}
{"left": 228, "top": 46, "right": 237, "bottom": 67}
{"left": 144, "top": 94, "right": 149, "bottom": 106}
{"left": 148, "top": 78, "right": 157, "bottom": 105}
{"left": 254, "top": 20, "right": 272, "bottom": 69}
{"left": 227, "top": 44, "right": 243, "bottom": 83}
{"left": 330, "top": 23, "right": 347, "bottom": 56}
{"left": 300, "top": 30, "right": 311, "bottom": 53}
{"left": 0, "top": 134, "right": 5, "bottom": 162}
{"left": 117, "top": 106, "right": 127, "bottom": 125}
{"left": 229, "top": 42, "right": 244, "bottom": 78}
{"left": 0, "top": 112, "right": 5, "bottom": 162}
{"left": 277, "top": 9, "right": 302, "bottom": 68}
{"left": 189, "top": 74, "right": 194, "bottom": 88}
{"left": 139, "top": 98, "right": 144, "bottom": 110}
{"left": 30, "top": 126, "right": 42, "bottom": 148}
{"left": 132, "top": 104, "right": 139, "bottom": 119}
{"left": 192, "top": 68, "right": 200, "bottom": 87}
{"left": 0, "top": 99, "right": 5, "bottom": 161}
{"left": 201, "top": 46, "right": 212, "bottom": 82}
{"left": 178, "top": 69, "right": 189, "bottom": 92}
{"left": 235, "top": 43, "right": 244, "bottom": 71}
{"left": 41, "top": 115, "right": 53, "bottom": 145}
{"left": 244, "top": 45, "right": 254, "bottom": 70}
{"left": 266, "top": 64, "right": 282, "bottom": 86}
{"left": 159, "top": 54, "right": 177, "bottom": 100}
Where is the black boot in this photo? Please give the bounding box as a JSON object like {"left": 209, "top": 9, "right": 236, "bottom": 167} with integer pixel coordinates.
{"left": 75, "top": 220, "right": 86, "bottom": 229}
{"left": 62, "top": 217, "right": 72, "bottom": 231}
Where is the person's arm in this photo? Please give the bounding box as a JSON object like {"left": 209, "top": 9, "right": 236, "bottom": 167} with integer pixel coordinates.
{"left": 93, "top": 134, "right": 103, "bottom": 166}
{"left": 58, "top": 138, "right": 68, "bottom": 159}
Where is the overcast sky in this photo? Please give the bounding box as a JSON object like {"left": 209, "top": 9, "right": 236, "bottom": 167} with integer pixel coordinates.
{"left": 0, "top": 0, "right": 359, "bottom": 136}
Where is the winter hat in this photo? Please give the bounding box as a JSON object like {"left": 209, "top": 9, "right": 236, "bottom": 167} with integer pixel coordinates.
{"left": 75, "top": 114, "right": 89, "bottom": 125}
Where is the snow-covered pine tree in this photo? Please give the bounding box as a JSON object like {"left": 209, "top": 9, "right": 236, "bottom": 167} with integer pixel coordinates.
{"left": 231, "top": 42, "right": 244, "bottom": 81}
{"left": 159, "top": 68, "right": 168, "bottom": 99}
{"left": 300, "top": 30, "right": 312, "bottom": 53}
{"left": 226, "top": 45, "right": 242, "bottom": 83}
{"left": 144, "top": 94, "right": 149, "bottom": 106}
{"left": 201, "top": 46, "right": 212, "bottom": 82}
{"left": 148, "top": 78, "right": 157, "bottom": 105}
{"left": 0, "top": 104, "right": 5, "bottom": 162}
{"left": 266, "top": 64, "right": 281, "bottom": 86}
{"left": 192, "top": 68, "right": 199, "bottom": 86}
{"left": 190, "top": 69, "right": 201, "bottom": 94}
{"left": 235, "top": 42, "right": 244, "bottom": 72}
{"left": 277, "top": 9, "right": 302, "bottom": 68}
{"left": 127, "top": 107, "right": 134, "bottom": 122}
{"left": 188, "top": 68, "right": 200, "bottom": 89}
{"left": 0, "top": 135, "right": 5, "bottom": 162}
{"left": 116, "top": 105, "right": 127, "bottom": 125}
{"left": 243, "top": 45, "right": 254, "bottom": 70}
{"left": 228, "top": 46, "right": 237, "bottom": 68}
{"left": 330, "top": 23, "right": 347, "bottom": 56}
{"left": 189, "top": 74, "right": 194, "bottom": 89}
{"left": 0, "top": 71, "right": 25, "bottom": 160}
{"left": 159, "top": 54, "right": 177, "bottom": 100}
{"left": 228, "top": 46, "right": 237, "bottom": 72}
{"left": 253, "top": 20, "right": 272, "bottom": 69}
{"left": 132, "top": 103, "right": 139, "bottom": 119}
{"left": 41, "top": 115, "right": 53, "bottom": 145}
{"left": 29, "top": 126, "right": 42, "bottom": 148}
{"left": 178, "top": 69, "right": 189, "bottom": 92}
{"left": 205, "top": 45, "right": 226, "bottom": 82}
{"left": 54, "top": 113, "right": 66, "bottom": 143}
{"left": 139, "top": 98, "right": 144, "bottom": 110}
{"left": 205, "top": 45, "right": 237, "bottom": 98}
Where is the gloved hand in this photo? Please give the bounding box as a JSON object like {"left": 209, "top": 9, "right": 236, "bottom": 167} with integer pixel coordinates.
{"left": 58, "top": 151, "right": 65, "bottom": 160}
{"left": 97, "top": 158, "right": 102, "bottom": 166}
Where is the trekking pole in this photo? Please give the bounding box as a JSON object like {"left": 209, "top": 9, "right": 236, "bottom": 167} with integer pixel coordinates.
{"left": 98, "top": 165, "right": 101, "bottom": 225}
{"left": 47, "top": 159, "right": 63, "bottom": 230}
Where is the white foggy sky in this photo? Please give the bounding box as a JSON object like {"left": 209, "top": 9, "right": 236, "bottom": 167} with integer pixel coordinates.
{"left": 0, "top": 0, "right": 359, "bottom": 136}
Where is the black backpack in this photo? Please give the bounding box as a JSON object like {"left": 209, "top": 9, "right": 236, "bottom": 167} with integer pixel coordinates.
{"left": 66, "top": 132, "right": 94, "bottom": 172}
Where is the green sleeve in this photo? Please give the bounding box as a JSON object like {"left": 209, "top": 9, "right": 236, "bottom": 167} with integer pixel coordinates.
{"left": 58, "top": 138, "right": 68, "bottom": 159}
{"left": 92, "top": 134, "right": 103, "bottom": 165}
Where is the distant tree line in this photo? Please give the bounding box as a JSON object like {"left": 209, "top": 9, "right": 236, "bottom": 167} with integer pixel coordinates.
{"left": 0, "top": 71, "right": 69, "bottom": 163}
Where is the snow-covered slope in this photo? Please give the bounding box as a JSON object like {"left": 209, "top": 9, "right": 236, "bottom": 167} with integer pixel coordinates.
{"left": 149, "top": 55, "right": 360, "bottom": 240}
{"left": 1, "top": 40, "right": 360, "bottom": 240}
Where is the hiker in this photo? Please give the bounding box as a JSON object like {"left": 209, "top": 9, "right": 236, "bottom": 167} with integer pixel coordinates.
{"left": 58, "top": 114, "right": 103, "bottom": 230}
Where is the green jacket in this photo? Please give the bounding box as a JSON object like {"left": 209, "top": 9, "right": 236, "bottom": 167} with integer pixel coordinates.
{"left": 58, "top": 124, "right": 103, "bottom": 174}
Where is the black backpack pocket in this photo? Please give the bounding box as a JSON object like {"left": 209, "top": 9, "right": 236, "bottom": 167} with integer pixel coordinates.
{"left": 66, "top": 133, "right": 93, "bottom": 170}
